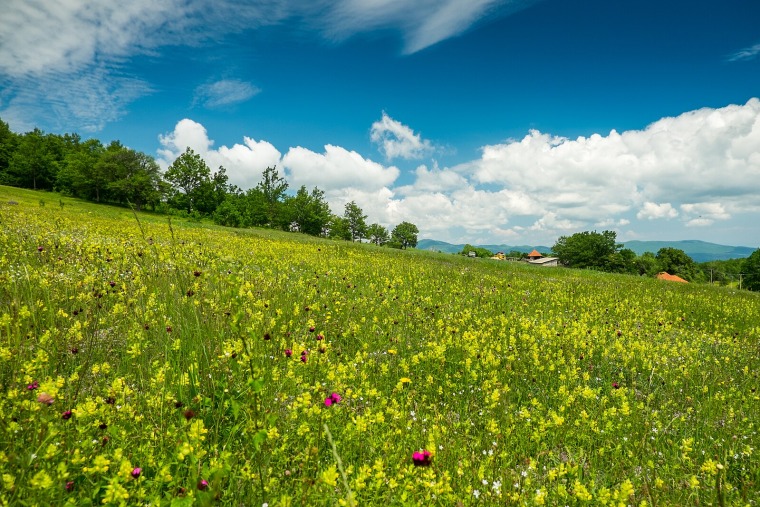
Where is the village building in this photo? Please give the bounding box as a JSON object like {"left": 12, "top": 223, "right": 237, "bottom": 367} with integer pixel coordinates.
{"left": 655, "top": 272, "right": 689, "bottom": 283}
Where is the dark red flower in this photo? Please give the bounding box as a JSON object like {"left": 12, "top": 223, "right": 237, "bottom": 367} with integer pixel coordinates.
{"left": 412, "top": 450, "right": 432, "bottom": 467}
{"left": 62, "top": 410, "right": 72, "bottom": 420}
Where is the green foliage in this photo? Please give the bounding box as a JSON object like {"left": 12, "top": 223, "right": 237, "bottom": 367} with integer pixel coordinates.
{"left": 327, "top": 214, "right": 352, "bottom": 240}
{"left": 343, "top": 201, "right": 368, "bottom": 242}
{"left": 552, "top": 230, "right": 621, "bottom": 270}
{"left": 367, "top": 223, "right": 389, "bottom": 246}
{"left": 656, "top": 247, "right": 699, "bottom": 282}
{"left": 743, "top": 248, "right": 760, "bottom": 291}
{"left": 255, "top": 166, "right": 289, "bottom": 227}
{"left": 164, "top": 147, "right": 212, "bottom": 213}
{"left": 460, "top": 244, "right": 493, "bottom": 258}
{"left": 391, "top": 221, "right": 419, "bottom": 249}
{"left": 285, "top": 186, "right": 331, "bottom": 236}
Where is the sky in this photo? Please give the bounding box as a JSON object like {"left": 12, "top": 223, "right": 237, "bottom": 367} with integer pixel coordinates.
{"left": 2, "top": 0, "right": 760, "bottom": 247}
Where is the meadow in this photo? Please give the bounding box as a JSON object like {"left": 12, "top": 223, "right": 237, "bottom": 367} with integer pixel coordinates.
{"left": 0, "top": 185, "right": 758, "bottom": 506}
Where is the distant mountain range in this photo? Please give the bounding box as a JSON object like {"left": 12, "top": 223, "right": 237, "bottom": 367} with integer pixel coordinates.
{"left": 416, "top": 239, "right": 756, "bottom": 263}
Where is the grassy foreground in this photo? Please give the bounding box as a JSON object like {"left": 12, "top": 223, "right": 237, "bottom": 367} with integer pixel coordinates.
{"left": 0, "top": 186, "right": 758, "bottom": 506}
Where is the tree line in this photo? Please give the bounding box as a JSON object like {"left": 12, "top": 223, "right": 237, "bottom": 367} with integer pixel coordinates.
{"left": 0, "top": 119, "right": 419, "bottom": 248}
{"left": 550, "top": 230, "right": 760, "bottom": 290}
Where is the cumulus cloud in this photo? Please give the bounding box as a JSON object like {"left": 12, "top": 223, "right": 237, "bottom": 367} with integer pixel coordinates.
{"left": 154, "top": 100, "right": 760, "bottom": 245}
{"left": 636, "top": 202, "right": 678, "bottom": 220}
{"left": 193, "top": 80, "right": 261, "bottom": 108}
{"left": 282, "top": 145, "right": 400, "bottom": 192}
{"left": 158, "top": 119, "right": 282, "bottom": 190}
{"left": 457, "top": 99, "right": 760, "bottom": 241}
{"left": 370, "top": 112, "right": 433, "bottom": 160}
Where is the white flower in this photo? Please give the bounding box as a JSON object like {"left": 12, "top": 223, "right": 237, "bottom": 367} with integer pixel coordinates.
{"left": 473, "top": 489, "right": 480, "bottom": 498}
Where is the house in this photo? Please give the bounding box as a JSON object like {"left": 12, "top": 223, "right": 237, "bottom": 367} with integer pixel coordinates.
{"left": 527, "top": 249, "right": 543, "bottom": 260}
{"left": 656, "top": 272, "right": 689, "bottom": 283}
{"left": 528, "top": 256, "right": 560, "bottom": 267}
{"left": 490, "top": 252, "right": 506, "bottom": 260}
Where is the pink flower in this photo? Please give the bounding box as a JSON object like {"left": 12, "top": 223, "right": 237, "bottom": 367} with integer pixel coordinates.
{"left": 37, "top": 392, "right": 55, "bottom": 405}
{"left": 412, "top": 449, "right": 432, "bottom": 467}
{"left": 612, "top": 382, "right": 620, "bottom": 389}
{"left": 131, "top": 467, "right": 142, "bottom": 479}
{"left": 284, "top": 349, "right": 293, "bottom": 357}
{"left": 27, "top": 381, "right": 39, "bottom": 390}
{"left": 324, "top": 392, "right": 342, "bottom": 406}
{"left": 61, "top": 410, "right": 72, "bottom": 420}
{"left": 197, "top": 479, "right": 209, "bottom": 491}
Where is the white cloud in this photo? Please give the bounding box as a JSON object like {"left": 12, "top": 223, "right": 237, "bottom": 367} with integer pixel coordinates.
{"left": 728, "top": 43, "right": 760, "bottom": 62}
{"left": 282, "top": 144, "right": 400, "bottom": 192}
{"left": 324, "top": 0, "right": 539, "bottom": 54}
{"left": 370, "top": 112, "right": 433, "bottom": 160}
{"left": 158, "top": 119, "right": 282, "bottom": 190}
{"left": 636, "top": 202, "right": 678, "bottom": 220}
{"left": 193, "top": 80, "right": 261, "bottom": 108}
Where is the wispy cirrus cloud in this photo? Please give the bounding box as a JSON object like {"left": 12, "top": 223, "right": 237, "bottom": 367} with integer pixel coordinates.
{"left": 193, "top": 79, "right": 261, "bottom": 108}
{"left": 323, "top": 0, "right": 541, "bottom": 54}
{"left": 727, "top": 42, "right": 760, "bottom": 62}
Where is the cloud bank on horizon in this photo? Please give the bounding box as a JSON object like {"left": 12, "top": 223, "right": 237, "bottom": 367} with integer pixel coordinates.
{"left": 156, "top": 100, "right": 760, "bottom": 246}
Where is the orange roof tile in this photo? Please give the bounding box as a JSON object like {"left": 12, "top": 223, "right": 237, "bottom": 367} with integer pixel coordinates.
{"left": 527, "top": 249, "right": 542, "bottom": 258}
{"left": 656, "top": 272, "right": 688, "bottom": 283}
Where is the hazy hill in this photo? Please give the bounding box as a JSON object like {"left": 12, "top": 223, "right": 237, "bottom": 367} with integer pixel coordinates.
{"left": 417, "top": 238, "right": 756, "bottom": 262}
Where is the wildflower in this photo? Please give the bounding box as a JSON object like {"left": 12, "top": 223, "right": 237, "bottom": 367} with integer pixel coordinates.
{"left": 284, "top": 349, "right": 293, "bottom": 357}
{"left": 37, "top": 393, "right": 55, "bottom": 405}
{"left": 27, "top": 381, "right": 39, "bottom": 390}
{"left": 197, "top": 479, "right": 209, "bottom": 491}
{"left": 37, "top": 246, "right": 44, "bottom": 252}
{"left": 131, "top": 467, "right": 142, "bottom": 479}
{"left": 612, "top": 382, "right": 620, "bottom": 389}
{"left": 473, "top": 489, "right": 480, "bottom": 498}
{"left": 194, "top": 271, "right": 202, "bottom": 277}
{"left": 412, "top": 449, "right": 432, "bottom": 467}
{"left": 324, "top": 393, "right": 342, "bottom": 406}
{"left": 309, "top": 326, "right": 315, "bottom": 333}
{"left": 264, "top": 333, "right": 271, "bottom": 341}
{"left": 316, "top": 334, "right": 324, "bottom": 341}
{"left": 62, "top": 410, "right": 72, "bottom": 420}
{"left": 65, "top": 480, "right": 74, "bottom": 491}
{"left": 183, "top": 409, "right": 196, "bottom": 420}
{"left": 109, "top": 281, "right": 116, "bottom": 288}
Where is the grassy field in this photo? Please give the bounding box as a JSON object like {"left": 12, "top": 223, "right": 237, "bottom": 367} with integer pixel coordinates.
{"left": 1, "top": 185, "right": 758, "bottom": 506}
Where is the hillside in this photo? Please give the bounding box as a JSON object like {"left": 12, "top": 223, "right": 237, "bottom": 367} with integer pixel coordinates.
{"left": 418, "top": 238, "right": 756, "bottom": 262}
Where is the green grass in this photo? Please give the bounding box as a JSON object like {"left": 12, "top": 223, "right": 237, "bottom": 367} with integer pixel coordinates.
{"left": 1, "top": 185, "right": 758, "bottom": 506}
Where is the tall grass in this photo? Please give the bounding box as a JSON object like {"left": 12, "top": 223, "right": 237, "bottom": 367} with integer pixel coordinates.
{"left": 1, "top": 185, "right": 758, "bottom": 505}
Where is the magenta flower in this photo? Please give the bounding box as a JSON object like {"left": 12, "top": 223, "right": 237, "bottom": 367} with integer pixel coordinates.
{"left": 27, "top": 381, "right": 39, "bottom": 390}
{"left": 412, "top": 449, "right": 432, "bottom": 467}
{"left": 61, "top": 410, "right": 72, "bottom": 420}
{"left": 65, "top": 480, "right": 74, "bottom": 491}
{"left": 324, "top": 392, "right": 342, "bottom": 406}
{"left": 612, "top": 382, "right": 620, "bottom": 389}
{"left": 197, "top": 479, "right": 209, "bottom": 491}
{"left": 131, "top": 467, "right": 142, "bottom": 479}
{"left": 37, "top": 246, "right": 44, "bottom": 252}
{"left": 284, "top": 349, "right": 293, "bottom": 357}
{"left": 316, "top": 334, "right": 324, "bottom": 341}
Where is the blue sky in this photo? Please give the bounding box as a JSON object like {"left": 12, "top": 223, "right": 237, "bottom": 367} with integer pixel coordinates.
{"left": 2, "top": 0, "right": 760, "bottom": 247}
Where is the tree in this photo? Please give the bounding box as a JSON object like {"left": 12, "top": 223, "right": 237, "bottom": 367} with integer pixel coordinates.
{"left": 367, "top": 223, "right": 389, "bottom": 245}
{"left": 343, "top": 201, "right": 368, "bottom": 242}
{"left": 391, "top": 221, "right": 419, "bottom": 249}
{"left": 552, "top": 230, "right": 621, "bottom": 270}
{"left": 460, "top": 244, "right": 492, "bottom": 258}
{"left": 164, "top": 147, "right": 211, "bottom": 213}
{"left": 742, "top": 248, "right": 760, "bottom": 291}
{"left": 285, "top": 186, "right": 332, "bottom": 236}
{"left": 656, "top": 247, "right": 699, "bottom": 281}
{"left": 56, "top": 138, "right": 106, "bottom": 200}
{"left": 106, "top": 148, "right": 164, "bottom": 210}
{"left": 0, "top": 119, "right": 18, "bottom": 184}
{"left": 256, "top": 166, "right": 289, "bottom": 227}
{"left": 7, "top": 128, "right": 57, "bottom": 190}
{"left": 327, "top": 215, "right": 352, "bottom": 241}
